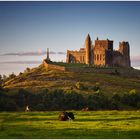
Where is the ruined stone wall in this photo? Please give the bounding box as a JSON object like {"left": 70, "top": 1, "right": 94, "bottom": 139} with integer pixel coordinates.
{"left": 95, "top": 40, "right": 113, "bottom": 51}
{"left": 66, "top": 49, "right": 86, "bottom": 64}
{"left": 94, "top": 47, "right": 106, "bottom": 66}
{"left": 112, "top": 51, "right": 123, "bottom": 67}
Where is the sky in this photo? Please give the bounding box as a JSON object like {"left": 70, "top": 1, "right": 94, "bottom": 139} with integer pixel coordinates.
{"left": 0, "top": 1, "right": 140, "bottom": 75}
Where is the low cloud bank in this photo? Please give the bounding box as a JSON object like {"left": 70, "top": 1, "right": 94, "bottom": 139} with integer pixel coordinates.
{"left": 1, "top": 51, "right": 66, "bottom": 56}
{"left": 0, "top": 60, "right": 41, "bottom": 64}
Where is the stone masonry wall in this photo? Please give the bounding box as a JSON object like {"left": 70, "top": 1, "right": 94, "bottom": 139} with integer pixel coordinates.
{"left": 43, "top": 60, "right": 66, "bottom": 71}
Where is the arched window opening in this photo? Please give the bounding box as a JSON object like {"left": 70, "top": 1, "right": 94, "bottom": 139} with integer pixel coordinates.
{"left": 97, "top": 54, "right": 99, "bottom": 61}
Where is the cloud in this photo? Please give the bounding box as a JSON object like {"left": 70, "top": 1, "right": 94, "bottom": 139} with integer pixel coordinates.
{"left": 57, "top": 52, "right": 66, "bottom": 55}
{"left": 0, "top": 60, "right": 41, "bottom": 64}
{"left": 50, "top": 51, "right": 56, "bottom": 54}
{"left": 1, "top": 51, "right": 66, "bottom": 56}
{"left": 2, "top": 52, "right": 46, "bottom": 56}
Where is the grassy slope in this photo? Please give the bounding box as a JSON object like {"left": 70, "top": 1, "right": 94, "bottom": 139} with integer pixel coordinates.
{"left": 0, "top": 111, "right": 140, "bottom": 138}
{"left": 4, "top": 63, "right": 140, "bottom": 94}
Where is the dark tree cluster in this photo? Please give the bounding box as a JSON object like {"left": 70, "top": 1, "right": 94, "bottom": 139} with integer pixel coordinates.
{"left": 0, "top": 88, "right": 140, "bottom": 111}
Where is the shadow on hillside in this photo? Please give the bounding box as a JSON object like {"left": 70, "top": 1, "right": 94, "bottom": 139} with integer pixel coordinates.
{"left": 77, "top": 116, "right": 140, "bottom": 122}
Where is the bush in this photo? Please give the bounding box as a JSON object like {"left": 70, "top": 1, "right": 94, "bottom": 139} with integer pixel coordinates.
{"left": 64, "top": 92, "right": 85, "bottom": 110}
{"left": 90, "top": 85, "right": 100, "bottom": 91}
{"left": 35, "top": 103, "right": 46, "bottom": 111}
{"left": 0, "top": 97, "right": 17, "bottom": 111}
{"left": 129, "top": 89, "right": 136, "bottom": 94}
{"left": 0, "top": 86, "right": 140, "bottom": 111}
{"left": 87, "top": 93, "right": 109, "bottom": 110}
{"left": 75, "top": 82, "right": 86, "bottom": 90}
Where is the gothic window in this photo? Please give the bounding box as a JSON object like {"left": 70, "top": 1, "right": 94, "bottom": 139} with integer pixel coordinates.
{"left": 100, "top": 54, "right": 102, "bottom": 60}
{"left": 80, "top": 56, "right": 82, "bottom": 62}
{"left": 94, "top": 54, "right": 96, "bottom": 60}
{"left": 97, "top": 54, "right": 99, "bottom": 61}
{"left": 83, "top": 56, "right": 84, "bottom": 62}
{"left": 103, "top": 54, "right": 105, "bottom": 61}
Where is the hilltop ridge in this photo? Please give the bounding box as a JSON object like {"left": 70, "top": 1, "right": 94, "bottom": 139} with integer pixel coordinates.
{"left": 3, "top": 62, "right": 140, "bottom": 94}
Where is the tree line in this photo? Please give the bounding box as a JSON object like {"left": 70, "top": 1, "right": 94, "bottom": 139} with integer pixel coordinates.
{"left": 0, "top": 87, "right": 140, "bottom": 111}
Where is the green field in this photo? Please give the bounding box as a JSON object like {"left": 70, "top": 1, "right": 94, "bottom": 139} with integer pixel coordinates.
{"left": 0, "top": 111, "right": 140, "bottom": 138}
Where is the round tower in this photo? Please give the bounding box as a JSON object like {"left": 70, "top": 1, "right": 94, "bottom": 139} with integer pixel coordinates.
{"left": 85, "top": 34, "right": 92, "bottom": 65}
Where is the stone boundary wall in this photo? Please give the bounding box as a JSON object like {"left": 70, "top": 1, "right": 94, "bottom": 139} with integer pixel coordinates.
{"left": 65, "top": 67, "right": 114, "bottom": 73}
{"left": 43, "top": 60, "right": 66, "bottom": 71}
{"left": 43, "top": 60, "right": 118, "bottom": 73}
{"left": 43, "top": 60, "right": 140, "bottom": 77}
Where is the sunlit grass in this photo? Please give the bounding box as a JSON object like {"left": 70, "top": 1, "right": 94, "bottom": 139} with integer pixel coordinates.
{"left": 0, "top": 111, "right": 140, "bottom": 138}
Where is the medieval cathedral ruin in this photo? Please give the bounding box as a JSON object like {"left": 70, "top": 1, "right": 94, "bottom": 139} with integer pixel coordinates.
{"left": 66, "top": 34, "right": 131, "bottom": 68}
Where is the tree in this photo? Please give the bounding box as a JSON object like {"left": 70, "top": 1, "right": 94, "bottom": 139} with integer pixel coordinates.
{"left": 19, "top": 72, "right": 23, "bottom": 76}
{"left": 24, "top": 67, "right": 30, "bottom": 73}
{"left": 8, "top": 72, "right": 16, "bottom": 79}
{"left": 43, "top": 89, "right": 65, "bottom": 110}
{"left": 35, "top": 103, "right": 45, "bottom": 111}
{"left": 0, "top": 74, "right": 3, "bottom": 89}
{"left": 87, "top": 93, "right": 109, "bottom": 110}
{"left": 110, "top": 94, "right": 122, "bottom": 110}
{"left": 64, "top": 92, "right": 85, "bottom": 110}
{"left": 2, "top": 75, "right": 7, "bottom": 82}
{"left": 16, "top": 88, "right": 30, "bottom": 108}
{"left": 121, "top": 91, "right": 140, "bottom": 108}
{"left": 75, "top": 82, "right": 85, "bottom": 90}
{"left": 0, "top": 74, "right": 2, "bottom": 83}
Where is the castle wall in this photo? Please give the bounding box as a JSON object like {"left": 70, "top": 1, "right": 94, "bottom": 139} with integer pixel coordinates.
{"left": 66, "top": 49, "right": 86, "bottom": 63}
{"left": 66, "top": 34, "right": 131, "bottom": 68}
{"left": 94, "top": 47, "right": 106, "bottom": 66}
{"left": 95, "top": 40, "right": 113, "bottom": 51}
{"left": 94, "top": 39, "right": 113, "bottom": 66}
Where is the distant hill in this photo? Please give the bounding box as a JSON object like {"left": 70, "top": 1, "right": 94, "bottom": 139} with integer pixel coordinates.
{"left": 3, "top": 62, "right": 140, "bottom": 95}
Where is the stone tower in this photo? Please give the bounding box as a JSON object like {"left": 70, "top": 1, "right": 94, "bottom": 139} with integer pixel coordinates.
{"left": 85, "top": 34, "right": 92, "bottom": 65}
{"left": 118, "top": 41, "right": 131, "bottom": 67}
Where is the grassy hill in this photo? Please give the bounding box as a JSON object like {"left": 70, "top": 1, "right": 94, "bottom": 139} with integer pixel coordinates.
{"left": 1, "top": 63, "right": 140, "bottom": 111}
{"left": 3, "top": 62, "right": 140, "bottom": 95}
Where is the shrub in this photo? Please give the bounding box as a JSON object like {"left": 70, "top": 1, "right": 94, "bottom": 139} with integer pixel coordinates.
{"left": 90, "top": 85, "right": 100, "bottom": 91}
{"left": 35, "top": 103, "right": 46, "bottom": 111}
{"left": 75, "top": 82, "right": 85, "bottom": 90}
{"left": 0, "top": 97, "right": 17, "bottom": 111}
{"left": 129, "top": 89, "right": 136, "bottom": 94}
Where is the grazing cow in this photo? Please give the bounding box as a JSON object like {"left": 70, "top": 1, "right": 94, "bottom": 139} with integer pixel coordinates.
{"left": 59, "top": 112, "right": 75, "bottom": 121}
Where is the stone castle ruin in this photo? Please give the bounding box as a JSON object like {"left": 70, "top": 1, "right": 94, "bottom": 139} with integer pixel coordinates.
{"left": 66, "top": 34, "right": 131, "bottom": 68}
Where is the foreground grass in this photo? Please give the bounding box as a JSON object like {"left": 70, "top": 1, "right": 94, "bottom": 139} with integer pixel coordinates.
{"left": 0, "top": 111, "right": 140, "bottom": 138}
